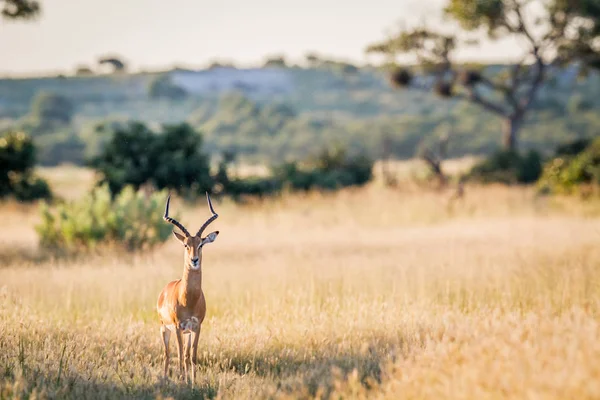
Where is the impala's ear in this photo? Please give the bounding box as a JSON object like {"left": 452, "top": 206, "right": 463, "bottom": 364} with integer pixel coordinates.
{"left": 202, "top": 231, "right": 219, "bottom": 245}
{"left": 172, "top": 231, "right": 186, "bottom": 245}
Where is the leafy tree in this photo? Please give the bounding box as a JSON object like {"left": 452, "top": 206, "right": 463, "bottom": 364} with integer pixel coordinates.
{"left": 98, "top": 56, "right": 127, "bottom": 73}
{"left": 263, "top": 54, "right": 288, "bottom": 68}
{"left": 367, "top": 0, "right": 600, "bottom": 151}
{"left": 75, "top": 65, "right": 94, "bottom": 76}
{"left": 1, "top": 0, "right": 39, "bottom": 20}
{"left": 90, "top": 122, "right": 213, "bottom": 197}
{"left": 305, "top": 52, "right": 321, "bottom": 67}
{"left": 0, "top": 130, "right": 51, "bottom": 201}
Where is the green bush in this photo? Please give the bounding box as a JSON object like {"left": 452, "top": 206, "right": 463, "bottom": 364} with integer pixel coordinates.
{"left": 212, "top": 145, "right": 374, "bottom": 201}
{"left": 537, "top": 137, "right": 600, "bottom": 194}
{"left": 466, "top": 149, "right": 542, "bottom": 184}
{"left": 36, "top": 184, "right": 173, "bottom": 252}
{"left": 273, "top": 145, "right": 373, "bottom": 191}
{"left": 554, "top": 138, "right": 592, "bottom": 157}
{"left": 90, "top": 122, "right": 213, "bottom": 198}
{"left": 0, "top": 130, "right": 52, "bottom": 201}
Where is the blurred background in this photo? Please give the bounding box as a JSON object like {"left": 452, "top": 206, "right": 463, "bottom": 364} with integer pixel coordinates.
{"left": 1, "top": 0, "right": 598, "bottom": 207}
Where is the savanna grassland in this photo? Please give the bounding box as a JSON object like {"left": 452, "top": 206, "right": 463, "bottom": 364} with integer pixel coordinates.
{"left": 1, "top": 165, "right": 600, "bottom": 399}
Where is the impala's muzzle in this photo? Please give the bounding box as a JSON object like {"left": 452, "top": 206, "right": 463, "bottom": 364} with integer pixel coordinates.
{"left": 190, "top": 257, "right": 199, "bottom": 270}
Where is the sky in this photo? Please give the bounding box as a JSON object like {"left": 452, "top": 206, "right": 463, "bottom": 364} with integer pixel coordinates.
{"left": 0, "top": 0, "right": 528, "bottom": 76}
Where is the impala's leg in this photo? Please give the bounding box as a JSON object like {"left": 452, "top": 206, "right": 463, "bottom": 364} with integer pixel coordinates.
{"left": 184, "top": 333, "right": 192, "bottom": 383}
{"left": 190, "top": 326, "right": 201, "bottom": 383}
{"left": 175, "top": 328, "right": 185, "bottom": 380}
{"left": 160, "top": 325, "right": 171, "bottom": 378}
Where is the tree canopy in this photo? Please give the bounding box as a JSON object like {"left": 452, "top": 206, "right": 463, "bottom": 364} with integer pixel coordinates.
{"left": 367, "top": 0, "right": 600, "bottom": 151}
{"left": 1, "top": 0, "right": 39, "bottom": 20}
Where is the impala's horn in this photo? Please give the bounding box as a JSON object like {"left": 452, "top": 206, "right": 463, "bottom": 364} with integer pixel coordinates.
{"left": 163, "top": 194, "right": 191, "bottom": 237}
{"left": 196, "top": 192, "right": 218, "bottom": 237}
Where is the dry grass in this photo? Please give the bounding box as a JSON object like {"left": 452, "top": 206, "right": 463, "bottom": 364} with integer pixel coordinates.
{"left": 1, "top": 166, "right": 600, "bottom": 399}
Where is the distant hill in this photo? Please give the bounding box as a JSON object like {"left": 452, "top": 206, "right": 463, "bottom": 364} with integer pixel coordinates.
{"left": 0, "top": 64, "right": 598, "bottom": 166}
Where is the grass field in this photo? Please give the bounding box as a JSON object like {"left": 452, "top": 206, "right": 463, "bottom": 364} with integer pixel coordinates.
{"left": 1, "top": 166, "right": 600, "bottom": 399}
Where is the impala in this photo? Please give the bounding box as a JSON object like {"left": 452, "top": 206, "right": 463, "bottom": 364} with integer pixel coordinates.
{"left": 156, "top": 192, "right": 220, "bottom": 381}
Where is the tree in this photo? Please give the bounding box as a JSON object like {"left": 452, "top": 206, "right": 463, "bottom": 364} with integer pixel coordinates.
{"left": 366, "top": 0, "right": 600, "bottom": 151}
{"left": 75, "top": 65, "right": 94, "bottom": 76}
{"left": 90, "top": 122, "right": 213, "bottom": 197}
{"left": 30, "top": 91, "right": 74, "bottom": 126}
{"left": 1, "top": 0, "right": 39, "bottom": 20}
{"left": 98, "top": 56, "right": 127, "bottom": 73}
{"left": 0, "top": 130, "right": 51, "bottom": 201}
{"left": 263, "top": 54, "right": 288, "bottom": 68}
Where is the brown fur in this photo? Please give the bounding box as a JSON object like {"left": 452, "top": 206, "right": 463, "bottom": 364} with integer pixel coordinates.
{"left": 156, "top": 199, "right": 219, "bottom": 382}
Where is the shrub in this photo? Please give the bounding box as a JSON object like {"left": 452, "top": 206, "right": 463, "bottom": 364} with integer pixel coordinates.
{"left": 537, "top": 137, "right": 600, "bottom": 195}
{"left": 553, "top": 138, "right": 592, "bottom": 157}
{"left": 36, "top": 184, "right": 173, "bottom": 252}
{"left": 0, "top": 130, "right": 52, "bottom": 201}
{"left": 466, "top": 149, "right": 542, "bottom": 184}
{"left": 224, "top": 177, "right": 282, "bottom": 200}
{"left": 273, "top": 145, "right": 373, "bottom": 191}
{"left": 90, "top": 122, "right": 213, "bottom": 198}
{"left": 213, "top": 145, "right": 374, "bottom": 201}
{"left": 213, "top": 155, "right": 282, "bottom": 200}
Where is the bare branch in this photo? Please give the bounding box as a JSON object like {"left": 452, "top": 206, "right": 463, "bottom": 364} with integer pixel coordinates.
{"left": 513, "top": 1, "right": 539, "bottom": 50}
{"left": 518, "top": 58, "right": 545, "bottom": 115}
{"left": 456, "top": 88, "right": 509, "bottom": 117}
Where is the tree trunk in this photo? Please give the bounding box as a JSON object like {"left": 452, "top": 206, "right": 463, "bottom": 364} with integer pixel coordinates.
{"left": 502, "top": 117, "right": 521, "bottom": 152}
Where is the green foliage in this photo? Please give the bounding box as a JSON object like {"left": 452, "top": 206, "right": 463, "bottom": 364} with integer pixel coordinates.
{"left": 366, "top": 28, "right": 455, "bottom": 68}
{"left": 36, "top": 184, "right": 173, "bottom": 252}
{"left": 466, "top": 149, "right": 542, "bottom": 184}
{"left": 444, "top": 0, "right": 505, "bottom": 35}
{"left": 273, "top": 146, "right": 374, "bottom": 192}
{"left": 213, "top": 145, "right": 374, "bottom": 200}
{"left": 9, "top": 173, "right": 51, "bottom": 201}
{"left": 148, "top": 74, "right": 188, "bottom": 100}
{"left": 221, "top": 176, "right": 283, "bottom": 200}
{"left": 98, "top": 56, "right": 126, "bottom": 73}
{"left": 0, "top": 130, "right": 51, "bottom": 201}
{"left": 538, "top": 137, "right": 600, "bottom": 194}
{"left": 90, "top": 122, "right": 212, "bottom": 197}
{"left": 554, "top": 138, "right": 592, "bottom": 157}
{"left": 1, "top": 0, "right": 39, "bottom": 20}
{"left": 0, "top": 66, "right": 599, "bottom": 167}
{"left": 263, "top": 55, "right": 288, "bottom": 68}
{"left": 366, "top": 0, "right": 600, "bottom": 152}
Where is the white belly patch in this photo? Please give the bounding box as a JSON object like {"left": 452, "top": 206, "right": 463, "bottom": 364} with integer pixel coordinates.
{"left": 179, "top": 317, "right": 199, "bottom": 334}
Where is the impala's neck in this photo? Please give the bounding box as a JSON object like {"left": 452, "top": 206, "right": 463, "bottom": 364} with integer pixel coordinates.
{"left": 179, "top": 259, "right": 203, "bottom": 305}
